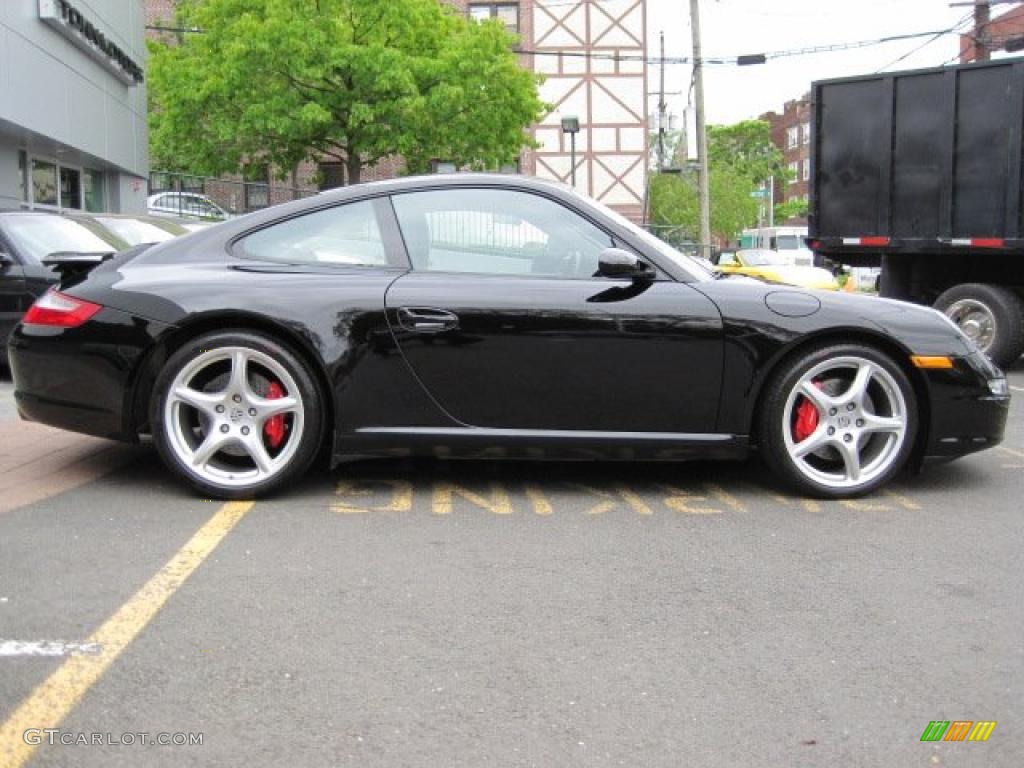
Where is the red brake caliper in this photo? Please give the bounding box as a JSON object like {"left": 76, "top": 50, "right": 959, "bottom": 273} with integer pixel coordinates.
{"left": 264, "top": 381, "right": 286, "bottom": 449}
{"left": 793, "top": 381, "right": 822, "bottom": 443}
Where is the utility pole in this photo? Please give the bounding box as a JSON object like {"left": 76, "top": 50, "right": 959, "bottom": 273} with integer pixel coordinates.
{"left": 657, "top": 31, "right": 667, "bottom": 172}
{"left": 689, "top": 0, "right": 711, "bottom": 259}
{"left": 974, "top": 0, "right": 991, "bottom": 61}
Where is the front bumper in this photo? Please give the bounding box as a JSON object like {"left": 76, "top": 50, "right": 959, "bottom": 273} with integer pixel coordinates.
{"left": 8, "top": 308, "right": 171, "bottom": 441}
{"left": 921, "top": 351, "right": 1010, "bottom": 460}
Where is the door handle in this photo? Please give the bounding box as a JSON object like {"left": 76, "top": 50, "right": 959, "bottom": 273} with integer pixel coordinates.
{"left": 397, "top": 306, "right": 459, "bottom": 333}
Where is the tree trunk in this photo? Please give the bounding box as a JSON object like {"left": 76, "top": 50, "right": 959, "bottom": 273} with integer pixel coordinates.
{"left": 346, "top": 153, "right": 362, "bottom": 185}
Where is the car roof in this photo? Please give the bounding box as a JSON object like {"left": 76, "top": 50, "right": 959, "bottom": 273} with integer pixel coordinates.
{"left": 78, "top": 211, "right": 189, "bottom": 234}
{"left": 315, "top": 173, "right": 571, "bottom": 203}
{"left": 132, "top": 173, "right": 710, "bottom": 284}
{"left": 0, "top": 209, "right": 67, "bottom": 217}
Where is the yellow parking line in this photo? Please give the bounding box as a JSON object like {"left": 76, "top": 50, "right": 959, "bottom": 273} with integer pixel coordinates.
{"left": 0, "top": 501, "right": 253, "bottom": 768}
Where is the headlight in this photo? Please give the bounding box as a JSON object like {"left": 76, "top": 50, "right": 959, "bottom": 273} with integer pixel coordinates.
{"left": 968, "top": 350, "right": 1004, "bottom": 380}
{"left": 988, "top": 377, "right": 1009, "bottom": 397}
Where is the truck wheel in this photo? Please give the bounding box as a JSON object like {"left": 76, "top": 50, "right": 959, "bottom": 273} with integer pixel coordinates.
{"left": 934, "top": 283, "right": 1024, "bottom": 367}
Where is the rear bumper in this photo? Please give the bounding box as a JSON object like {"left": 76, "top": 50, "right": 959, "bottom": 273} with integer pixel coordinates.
{"left": 8, "top": 308, "right": 170, "bottom": 441}
{"left": 921, "top": 353, "right": 1010, "bottom": 460}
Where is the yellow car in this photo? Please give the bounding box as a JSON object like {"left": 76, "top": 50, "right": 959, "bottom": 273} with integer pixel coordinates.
{"left": 715, "top": 249, "right": 839, "bottom": 291}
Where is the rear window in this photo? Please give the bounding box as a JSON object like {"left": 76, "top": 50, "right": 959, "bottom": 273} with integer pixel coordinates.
{"left": 1, "top": 215, "right": 118, "bottom": 264}
{"left": 96, "top": 217, "right": 176, "bottom": 246}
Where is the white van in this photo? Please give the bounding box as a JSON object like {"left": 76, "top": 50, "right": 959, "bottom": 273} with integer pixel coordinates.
{"left": 739, "top": 226, "right": 813, "bottom": 266}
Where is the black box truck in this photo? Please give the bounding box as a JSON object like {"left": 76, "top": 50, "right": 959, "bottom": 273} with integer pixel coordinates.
{"left": 808, "top": 57, "right": 1024, "bottom": 367}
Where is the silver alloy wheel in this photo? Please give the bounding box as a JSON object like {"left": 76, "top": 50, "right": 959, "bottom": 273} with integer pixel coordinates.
{"left": 782, "top": 356, "right": 908, "bottom": 490}
{"left": 944, "top": 298, "right": 996, "bottom": 353}
{"left": 164, "top": 347, "right": 305, "bottom": 488}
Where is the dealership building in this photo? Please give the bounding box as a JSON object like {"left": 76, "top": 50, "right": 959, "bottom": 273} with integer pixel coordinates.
{"left": 0, "top": 0, "right": 148, "bottom": 213}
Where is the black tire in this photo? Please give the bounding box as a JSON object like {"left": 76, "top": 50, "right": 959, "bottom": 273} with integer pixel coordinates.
{"left": 758, "top": 343, "right": 918, "bottom": 499}
{"left": 933, "top": 283, "right": 1024, "bottom": 368}
{"left": 150, "top": 330, "right": 324, "bottom": 499}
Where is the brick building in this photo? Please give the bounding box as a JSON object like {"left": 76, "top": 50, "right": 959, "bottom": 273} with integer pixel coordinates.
{"left": 146, "top": 0, "right": 649, "bottom": 221}
{"left": 759, "top": 93, "right": 811, "bottom": 224}
{"left": 960, "top": 3, "right": 1024, "bottom": 63}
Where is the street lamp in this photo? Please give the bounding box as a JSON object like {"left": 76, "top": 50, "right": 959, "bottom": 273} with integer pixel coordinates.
{"left": 561, "top": 115, "right": 580, "bottom": 187}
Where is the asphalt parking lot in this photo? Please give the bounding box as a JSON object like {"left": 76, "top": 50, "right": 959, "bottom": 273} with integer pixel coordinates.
{"left": 1, "top": 363, "right": 1022, "bottom": 768}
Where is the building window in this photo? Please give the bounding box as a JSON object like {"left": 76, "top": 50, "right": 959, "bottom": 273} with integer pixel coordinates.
{"left": 786, "top": 126, "right": 799, "bottom": 149}
{"left": 318, "top": 162, "right": 345, "bottom": 190}
{"left": 801, "top": 121, "right": 811, "bottom": 145}
{"left": 243, "top": 163, "right": 270, "bottom": 211}
{"left": 60, "top": 167, "right": 82, "bottom": 209}
{"left": 31, "top": 159, "right": 59, "bottom": 206}
{"left": 468, "top": 3, "right": 519, "bottom": 33}
{"left": 84, "top": 169, "right": 106, "bottom": 212}
{"left": 24, "top": 154, "right": 107, "bottom": 211}
{"left": 18, "top": 151, "right": 28, "bottom": 203}
{"left": 788, "top": 161, "right": 799, "bottom": 184}
{"left": 802, "top": 159, "right": 810, "bottom": 181}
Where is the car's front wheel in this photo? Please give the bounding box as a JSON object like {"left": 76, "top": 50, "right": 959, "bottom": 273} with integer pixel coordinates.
{"left": 758, "top": 344, "right": 918, "bottom": 498}
{"left": 151, "top": 331, "right": 323, "bottom": 499}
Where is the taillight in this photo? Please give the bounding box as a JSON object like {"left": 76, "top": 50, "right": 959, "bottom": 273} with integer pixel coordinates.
{"left": 22, "top": 290, "right": 102, "bottom": 328}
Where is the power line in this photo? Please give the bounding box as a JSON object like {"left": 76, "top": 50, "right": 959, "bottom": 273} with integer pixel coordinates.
{"left": 754, "top": 28, "right": 970, "bottom": 62}
{"left": 941, "top": 14, "right": 991, "bottom": 66}
{"left": 875, "top": 11, "right": 974, "bottom": 73}
{"left": 515, "top": 26, "right": 973, "bottom": 67}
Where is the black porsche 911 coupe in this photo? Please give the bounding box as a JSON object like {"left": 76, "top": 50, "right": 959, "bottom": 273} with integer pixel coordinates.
{"left": 7, "top": 175, "right": 1010, "bottom": 499}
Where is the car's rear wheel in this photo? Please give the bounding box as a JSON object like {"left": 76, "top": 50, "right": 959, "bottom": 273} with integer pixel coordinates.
{"left": 758, "top": 344, "right": 918, "bottom": 498}
{"left": 151, "top": 331, "right": 323, "bottom": 499}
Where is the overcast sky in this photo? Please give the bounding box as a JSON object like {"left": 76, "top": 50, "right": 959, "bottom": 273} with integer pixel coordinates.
{"left": 645, "top": 0, "right": 1001, "bottom": 125}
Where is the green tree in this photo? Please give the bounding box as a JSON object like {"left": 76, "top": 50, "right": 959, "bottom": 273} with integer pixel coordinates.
{"left": 774, "top": 197, "right": 809, "bottom": 224}
{"left": 648, "top": 119, "right": 788, "bottom": 243}
{"left": 148, "top": 0, "right": 546, "bottom": 183}
{"left": 649, "top": 167, "right": 760, "bottom": 245}
{"left": 707, "top": 120, "right": 787, "bottom": 185}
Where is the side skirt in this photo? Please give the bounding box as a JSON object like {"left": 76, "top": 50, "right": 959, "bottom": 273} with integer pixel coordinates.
{"left": 333, "top": 427, "right": 750, "bottom": 465}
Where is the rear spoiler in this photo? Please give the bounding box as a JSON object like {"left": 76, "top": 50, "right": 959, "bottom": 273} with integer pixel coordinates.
{"left": 41, "top": 251, "right": 115, "bottom": 281}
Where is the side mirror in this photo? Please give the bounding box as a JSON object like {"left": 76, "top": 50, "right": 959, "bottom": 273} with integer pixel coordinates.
{"left": 597, "top": 247, "right": 654, "bottom": 279}
{"left": 0, "top": 252, "right": 14, "bottom": 270}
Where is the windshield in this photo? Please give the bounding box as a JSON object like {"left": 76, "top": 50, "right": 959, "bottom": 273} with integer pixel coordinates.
{"left": 741, "top": 250, "right": 789, "bottom": 267}
{"left": 775, "top": 234, "right": 804, "bottom": 250}
{"left": 96, "top": 217, "right": 176, "bottom": 246}
{"left": 1, "top": 215, "right": 117, "bottom": 264}
{"left": 571, "top": 191, "right": 714, "bottom": 281}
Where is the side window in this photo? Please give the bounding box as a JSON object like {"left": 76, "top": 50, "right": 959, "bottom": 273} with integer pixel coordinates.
{"left": 718, "top": 252, "right": 736, "bottom": 266}
{"left": 198, "top": 200, "right": 223, "bottom": 218}
{"left": 236, "top": 200, "right": 391, "bottom": 267}
{"left": 391, "top": 188, "right": 612, "bottom": 278}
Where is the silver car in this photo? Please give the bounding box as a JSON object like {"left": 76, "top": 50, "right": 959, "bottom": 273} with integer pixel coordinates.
{"left": 147, "top": 192, "right": 230, "bottom": 221}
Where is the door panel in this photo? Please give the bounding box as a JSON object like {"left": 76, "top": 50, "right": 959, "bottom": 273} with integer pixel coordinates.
{"left": 386, "top": 272, "right": 724, "bottom": 433}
